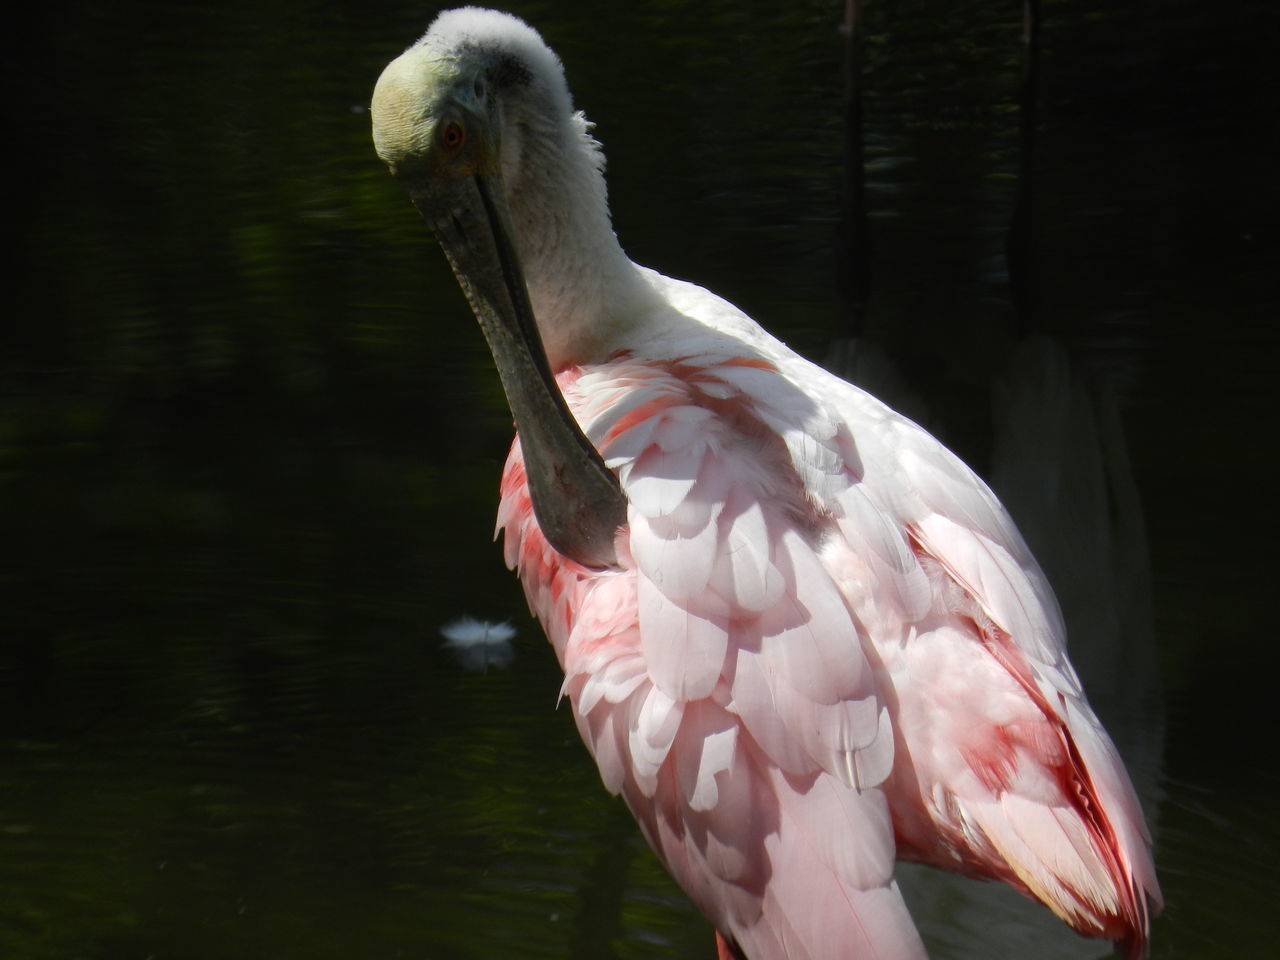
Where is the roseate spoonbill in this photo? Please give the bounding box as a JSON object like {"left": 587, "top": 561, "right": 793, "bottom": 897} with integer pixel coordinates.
{"left": 370, "top": 9, "right": 1162, "bottom": 958}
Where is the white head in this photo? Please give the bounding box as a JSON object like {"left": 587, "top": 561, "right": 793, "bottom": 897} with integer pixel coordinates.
{"left": 371, "top": 8, "right": 633, "bottom": 567}
{"left": 373, "top": 8, "right": 577, "bottom": 191}
{"left": 373, "top": 8, "right": 621, "bottom": 300}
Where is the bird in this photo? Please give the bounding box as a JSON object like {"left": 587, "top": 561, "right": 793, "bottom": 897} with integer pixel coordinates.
{"left": 370, "top": 8, "right": 1162, "bottom": 959}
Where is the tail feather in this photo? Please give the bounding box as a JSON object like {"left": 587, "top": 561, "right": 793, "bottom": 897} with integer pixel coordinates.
{"left": 960, "top": 777, "right": 1154, "bottom": 956}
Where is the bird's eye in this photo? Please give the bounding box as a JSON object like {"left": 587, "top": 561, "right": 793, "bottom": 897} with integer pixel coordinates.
{"left": 442, "top": 122, "right": 465, "bottom": 150}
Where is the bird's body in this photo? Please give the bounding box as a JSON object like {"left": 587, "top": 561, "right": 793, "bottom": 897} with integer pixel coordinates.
{"left": 372, "top": 9, "right": 1160, "bottom": 958}
{"left": 497, "top": 270, "right": 1154, "bottom": 959}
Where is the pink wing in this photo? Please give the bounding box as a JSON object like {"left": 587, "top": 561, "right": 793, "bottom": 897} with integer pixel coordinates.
{"left": 821, "top": 367, "right": 1162, "bottom": 956}
{"left": 496, "top": 349, "right": 1159, "bottom": 958}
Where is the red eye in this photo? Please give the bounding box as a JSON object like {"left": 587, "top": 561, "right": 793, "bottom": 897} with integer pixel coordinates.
{"left": 442, "top": 122, "right": 464, "bottom": 149}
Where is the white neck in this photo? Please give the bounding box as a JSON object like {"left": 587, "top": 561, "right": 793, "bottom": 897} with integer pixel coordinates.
{"left": 503, "top": 111, "right": 658, "bottom": 370}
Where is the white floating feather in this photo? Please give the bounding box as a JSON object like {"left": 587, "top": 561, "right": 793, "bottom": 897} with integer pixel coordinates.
{"left": 440, "top": 616, "right": 517, "bottom": 671}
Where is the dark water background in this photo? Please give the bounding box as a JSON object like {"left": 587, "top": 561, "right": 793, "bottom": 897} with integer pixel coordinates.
{"left": 4, "top": 1, "right": 1278, "bottom": 957}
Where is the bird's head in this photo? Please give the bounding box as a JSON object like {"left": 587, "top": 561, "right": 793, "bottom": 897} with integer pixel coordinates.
{"left": 371, "top": 42, "right": 500, "bottom": 185}
{"left": 372, "top": 7, "right": 574, "bottom": 204}
{"left": 370, "top": 8, "right": 626, "bottom": 570}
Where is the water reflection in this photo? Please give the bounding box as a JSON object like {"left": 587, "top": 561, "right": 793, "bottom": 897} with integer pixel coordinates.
{"left": 3, "top": 1, "right": 1278, "bottom": 958}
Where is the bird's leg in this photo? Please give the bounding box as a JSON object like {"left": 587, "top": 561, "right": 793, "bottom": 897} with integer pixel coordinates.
{"left": 715, "top": 931, "right": 748, "bottom": 960}
{"left": 1006, "top": 0, "right": 1042, "bottom": 335}
{"left": 837, "top": 0, "right": 870, "bottom": 338}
